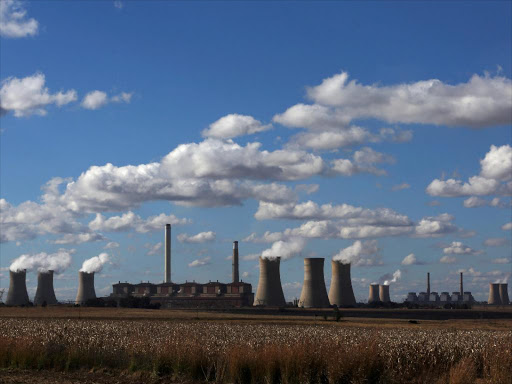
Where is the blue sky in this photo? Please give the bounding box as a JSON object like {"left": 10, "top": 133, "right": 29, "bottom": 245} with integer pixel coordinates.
{"left": 1, "top": 0, "right": 511, "bottom": 302}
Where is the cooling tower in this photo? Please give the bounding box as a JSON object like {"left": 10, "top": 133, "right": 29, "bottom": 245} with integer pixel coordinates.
{"left": 253, "top": 257, "right": 286, "bottom": 307}
{"left": 6, "top": 270, "right": 30, "bottom": 306}
{"left": 75, "top": 271, "right": 96, "bottom": 305}
{"left": 379, "top": 284, "right": 391, "bottom": 303}
{"left": 328, "top": 260, "right": 356, "bottom": 306}
{"left": 164, "top": 224, "right": 171, "bottom": 283}
{"left": 232, "top": 241, "right": 239, "bottom": 283}
{"left": 488, "top": 283, "right": 501, "bottom": 305}
{"left": 34, "top": 270, "right": 58, "bottom": 306}
{"left": 298, "top": 258, "right": 330, "bottom": 308}
{"left": 368, "top": 284, "right": 380, "bottom": 303}
{"left": 499, "top": 284, "right": 509, "bottom": 305}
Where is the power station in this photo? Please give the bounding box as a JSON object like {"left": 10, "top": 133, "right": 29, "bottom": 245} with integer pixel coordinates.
{"left": 34, "top": 270, "right": 58, "bottom": 306}
{"left": 298, "top": 258, "right": 330, "bottom": 308}
{"left": 328, "top": 260, "right": 356, "bottom": 306}
{"left": 406, "top": 272, "right": 475, "bottom": 305}
{"left": 253, "top": 257, "right": 286, "bottom": 307}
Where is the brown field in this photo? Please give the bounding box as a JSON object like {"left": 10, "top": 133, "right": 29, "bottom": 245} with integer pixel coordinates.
{"left": 0, "top": 307, "right": 511, "bottom": 384}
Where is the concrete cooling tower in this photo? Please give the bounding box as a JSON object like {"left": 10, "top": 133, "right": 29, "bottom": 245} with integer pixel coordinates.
{"left": 488, "top": 283, "right": 501, "bottom": 305}
{"left": 75, "top": 271, "right": 96, "bottom": 305}
{"left": 253, "top": 257, "right": 286, "bottom": 307}
{"left": 299, "top": 258, "right": 330, "bottom": 308}
{"left": 368, "top": 284, "right": 380, "bottom": 303}
{"left": 34, "top": 270, "right": 58, "bottom": 306}
{"left": 499, "top": 283, "right": 509, "bottom": 305}
{"left": 328, "top": 260, "right": 356, "bottom": 306}
{"left": 6, "top": 270, "right": 30, "bottom": 306}
{"left": 379, "top": 285, "right": 391, "bottom": 303}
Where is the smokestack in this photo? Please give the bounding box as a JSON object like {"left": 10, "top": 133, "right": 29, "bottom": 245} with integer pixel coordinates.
{"left": 6, "top": 270, "right": 30, "bottom": 306}
{"left": 253, "top": 257, "right": 286, "bottom": 307}
{"left": 379, "top": 285, "right": 391, "bottom": 303}
{"left": 328, "top": 260, "right": 356, "bottom": 306}
{"left": 427, "top": 272, "right": 430, "bottom": 297}
{"left": 499, "top": 283, "right": 509, "bottom": 305}
{"left": 232, "top": 241, "right": 239, "bottom": 283}
{"left": 299, "top": 258, "right": 330, "bottom": 308}
{"left": 488, "top": 283, "right": 501, "bottom": 305}
{"left": 368, "top": 284, "right": 380, "bottom": 303}
{"left": 75, "top": 271, "right": 96, "bottom": 305}
{"left": 165, "top": 224, "right": 171, "bottom": 283}
{"left": 34, "top": 270, "right": 57, "bottom": 306}
{"left": 460, "top": 272, "right": 463, "bottom": 296}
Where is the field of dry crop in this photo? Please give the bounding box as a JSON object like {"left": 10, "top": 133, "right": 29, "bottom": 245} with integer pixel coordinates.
{"left": 0, "top": 312, "right": 511, "bottom": 384}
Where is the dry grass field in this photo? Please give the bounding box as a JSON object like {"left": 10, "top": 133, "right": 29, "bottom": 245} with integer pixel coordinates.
{"left": 0, "top": 307, "right": 511, "bottom": 384}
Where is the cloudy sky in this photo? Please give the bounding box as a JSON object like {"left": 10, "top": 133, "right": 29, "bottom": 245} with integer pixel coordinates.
{"left": 1, "top": 1, "right": 511, "bottom": 302}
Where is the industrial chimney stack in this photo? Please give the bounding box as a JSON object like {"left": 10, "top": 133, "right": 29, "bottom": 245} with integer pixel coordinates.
{"left": 328, "top": 261, "right": 356, "bottom": 306}
{"left": 427, "top": 272, "right": 430, "bottom": 297}
{"left": 165, "top": 224, "right": 171, "bottom": 283}
{"left": 254, "top": 257, "right": 286, "bottom": 307}
{"left": 299, "top": 258, "right": 330, "bottom": 308}
{"left": 75, "top": 271, "right": 96, "bottom": 305}
{"left": 368, "top": 284, "right": 380, "bottom": 303}
{"left": 34, "top": 270, "right": 58, "bottom": 306}
{"left": 379, "top": 285, "right": 391, "bottom": 302}
{"left": 6, "top": 270, "right": 30, "bottom": 306}
{"left": 232, "top": 241, "right": 239, "bottom": 283}
{"left": 488, "top": 283, "right": 501, "bottom": 305}
{"left": 499, "top": 284, "right": 509, "bottom": 305}
{"left": 460, "top": 272, "right": 463, "bottom": 296}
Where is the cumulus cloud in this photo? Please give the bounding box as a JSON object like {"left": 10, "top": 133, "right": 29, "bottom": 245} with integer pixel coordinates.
{"left": 88, "top": 212, "right": 189, "bottom": 233}
{"left": 0, "top": 0, "right": 38, "bottom": 38}
{"left": 491, "top": 258, "right": 511, "bottom": 264}
{"left": 427, "top": 145, "right": 512, "bottom": 197}
{"left": 392, "top": 183, "right": 411, "bottom": 191}
{"left": 81, "top": 91, "right": 132, "bottom": 110}
{"left": 10, "top": 249, "right": 73, "bottom": 273}
{"left": 331, "top": 147, "right": 395, "bottom": 176}
{"left": 145, "top": 242, "right": 162, "bottom": 256}
{"left": 53, "top": 232, "right": 106, "bottom": 245}
{"left": 440, "top": 255, "right": 457, "bottom": 264}
{"left": 80, "top": 253, "right": 110, "bottom": 273}
{"left": 332, "top": 240, "right": 382, "bottom": 267}
{"left": 401, "top": 253, "right": 418, "bottom": 265}
{"left": 202, "top": 114, "right": 272, "bottom": 139}
{"left": 414, "top": 214, "right": 458, "bottom": 238}
{"left": 502, "top": 222, "right": 512, "bottom": 231}
{"left": 0, "top": 73, "right": 77, "bottom": 117}
{"left": 177, "top": 231, "right": 216, "bottom": 243}
{"left": 306, "top": 71, "right": 512, "bottom": 128}
{"left": 104, "top": 241, "right": 120, "bottom": 249}
{"left": 188, "top": 256, "right": 211, "bottom": 267}
{"left": 484, "top": 238, "right": 508, "bottom": 247}
{"left": 443, "top": 241, "right": 480, "bottom": 255}
{"left": 261, "top": 237, "right": 306, "bottom": 260}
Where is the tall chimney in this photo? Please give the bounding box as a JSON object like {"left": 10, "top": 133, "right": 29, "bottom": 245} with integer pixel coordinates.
{"left": 499, "top": 284, "right": 509, "bottom": 305}
{"left": 34, "top": 270, "right": 58, "bottom": 306}
{"left": 368, "top": 284, "right": 380, "bottom": 303}
{"left": 75, "top": 271, "right": 96, "bottom": 305}
{"left": 328, "top": 261, "right": 356, "bottom": 306}
{"left": 232, "top": 241, "right": 239, "bottom": 283}
{"left": 299, "top": 258, "right": 330, "bottom": 308}
{"left": 6, "top": 269, "right": 30, "bottom": 306}
{"left": 254, "top": 257, "right": 286, "bottom": 307}
{"left": 460, "top": 272, "right": 463, "bottom": 296}
{"left": 379, "top": 285, "right": 391, "bottom": 302}
{"left": 427, "top": 272, "right": 430, "bottom": 297}
{"left": 165, "top": 224, "right": 171, "bottom": 283}
{"left": 488, "top": 283, "right": 501, "bottom": 305}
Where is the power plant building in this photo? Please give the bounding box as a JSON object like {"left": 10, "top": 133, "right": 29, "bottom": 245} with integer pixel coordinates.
{"left": 406, "top": 272, "right": 474, "bottom": 305}
{"left": 298, "top": 258, "right": 330, "bottom": 308}
{"left": 6, "top": 270, "right": 30, "bottom": 306}
{"left": 253, "top": 256, "right": 286, "bottom": 307}
{"left": 328, "top": 261, "right": 356, "bottom": 307}
{"left": 76, "top": 271, "right": 97, "bottom": 305}
{"left": 34, "top": 270, "right": 58, "bottom": 306}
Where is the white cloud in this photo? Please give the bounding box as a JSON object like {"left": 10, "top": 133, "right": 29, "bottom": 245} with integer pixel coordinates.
{"left": 392, "top": 183, "right": 410, "bottom": 191}
{"left": 81, "top": 90, "right": 132, "bottom": 110}
{"left": 0, "top": 73, "right": 77, "bottom": 117}
{"left": 0, "top": 0, "right": 38, "bottom": 38}
{"left": 440, "top": 255, "right": 457, "bottom": 264}
{"left": 502, "top": 222, "right": 512, "bottom": 231}
{"left": 188, "top": 256, "right": 211, "bottom": 267}
{"left": 177, "top": 231, "right": 216, "bottom": 243}
{"left": 306, "top": 71, "right": 512, "bottom": 128}
{"left": 401, "top": 253, "right": 417, "bottom": 265}
{"left": 289, "top": 127, "right": 373, "bottom": 150}
{"left": 202, "top": 114, "right": 272, "bottom": 139}
{"left": 88, "top": 211, "right": 189, "bottom": 233}
{"left": 414, "top": 214, "right": 458, "bottom": 238}
{"left": 484, "top": 238, "right": 508, "bottom": 247}
{"left": 332, "top": 240, "right": 382, "bottom": 267}
{"left": 241, "top": 271, "right": 250, "bottom": 278}
{"left": 104, "top": 241, "right": 120, "bottom": 249}
{"left": 480, "top": 144, "right": 512, "bottom": 181}
{"left": 491, "top": 258, "right": 511, "bottom": 264}
{"left": 380, "top": 269, "right": 401, "bottom": 285}
{"left": 80, "top": 252, "right": 110, "bottom": 273}
{"left": 113, "top": 1, "right": 124, "bottom": 9}
{"left": 145, "top": 242, "right": 162, "bottom": 256}
{"left": 261, "top": 237, "right": 306, "bottom": 260}
{"left": 243, "top": 231, "right": 284, "bottom": 243}
{"left": 10, "top": 249, "right": 73, "bottom": 273}
{"left": 331, "top": 147, "right": 395, "bottom": 176}
{"left": 443, "top": 241, "right": 480, "bottom": 255}
{"left": 53, "top": 232, "right": 106, "bottom": 245}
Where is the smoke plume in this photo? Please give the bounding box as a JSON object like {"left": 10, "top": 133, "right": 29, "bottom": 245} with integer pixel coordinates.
{"left": 9, "top": 249, "right": 73, "bottom": 273}
{"left": 80, "top": 252, "right": 110, "bottom": 273}
{"left": 381, "top": 269, "right": 402, "bottom": 285}
{"left": 261, "top": 237, "right": 305, "bottom": 260}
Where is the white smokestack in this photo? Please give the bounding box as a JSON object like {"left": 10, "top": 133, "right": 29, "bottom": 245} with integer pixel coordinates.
{"left": 9, "top": 249, "right": 73, "bottom": 273}
{"left": 165, "top": 224, "right": 171, "bottom": 283}
{"left": 80, "top": 253, "right": 110, "bottom": 273}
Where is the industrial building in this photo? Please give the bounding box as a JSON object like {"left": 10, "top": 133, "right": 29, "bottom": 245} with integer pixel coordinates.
{"left": 406, "top": 272, "right": 475, "bottom": 305}
{"left": 34, "top": 270, "right": 58, "bottom": 306}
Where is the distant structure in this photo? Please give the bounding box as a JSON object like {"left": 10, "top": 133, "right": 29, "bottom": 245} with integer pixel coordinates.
{"left": 406, "top": 272, "right": 474, "bottom": 305}
{"left": 164, "top": 224, "right": 171, "bottom": 283}
{"left": 328, "top": 261, "right": 356, "bottom": 306}
{"left": 34, "top": 270, "right": 58, "bottom": 306}
{"left": 253, "top": 257, "right": 286, "bottom": 307}
{"left": 299, "top": 258, "right": 330, "bottom": 308}
{"left": 6, "top": 270, "right": 30, "bottom": 306}
{"left": 499, "top": 283, "right": 509, "bottom": 305}
{"left": 488, "top": 283, "right": 502, "bottom": 305}
{"left": 379, "top": 284, "right": 391, "bottom": 303}
{"left": 368, "top": 284, "right": 380, "bottom": 303}
{"left": 232, "top": 241, "right": 239, "bottom": 283}
{"left": 75, "top": 271, "right": 96, "bottom": 305}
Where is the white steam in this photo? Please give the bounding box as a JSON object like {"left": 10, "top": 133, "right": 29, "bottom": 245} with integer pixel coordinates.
{"left": 381, "top": 269, "right": 402, "bottom": 285}
{"left": 80, "top": 252, "right": 110, "bottom": 273}
{"left": 9, "top": 249, "right": 73, "bottom": 273}
{"left": 261, "top": 237, "right": 306, "bottom": 260}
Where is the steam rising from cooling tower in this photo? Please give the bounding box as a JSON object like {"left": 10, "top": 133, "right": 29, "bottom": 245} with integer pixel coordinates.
{"left": 499, "top": 284, "right": 509, "bottom": 305}
{"left": 34, "top": 270, "right": 58, "bottom": 306}
{"left": 379, "top": 284, "right": 391, "bottom": 302}
{"left": 232, "top": 241, "right": 239, "bottom": 283}
{"left": 6, "top": 270, "right": 30, "bottom": 306}
{"left": 299, "top": 258, "right": 330, "bottom": 308}
{"left": 328, "top": 260, "right": 356, "bottom": 306}
{"left": 75, "top": 271, "right": 96, "bottom": 305}
{"left": 9, "top": 249, "right": 72, "bottom": 273}
{"left": 254, "top": 257, "right": 286, "bottom": 306}
{"left": 368, "top": 284, "right": 379, "bottom": 303}
{"left": 80, "top": 253, "right": 110, "bottom": 273}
